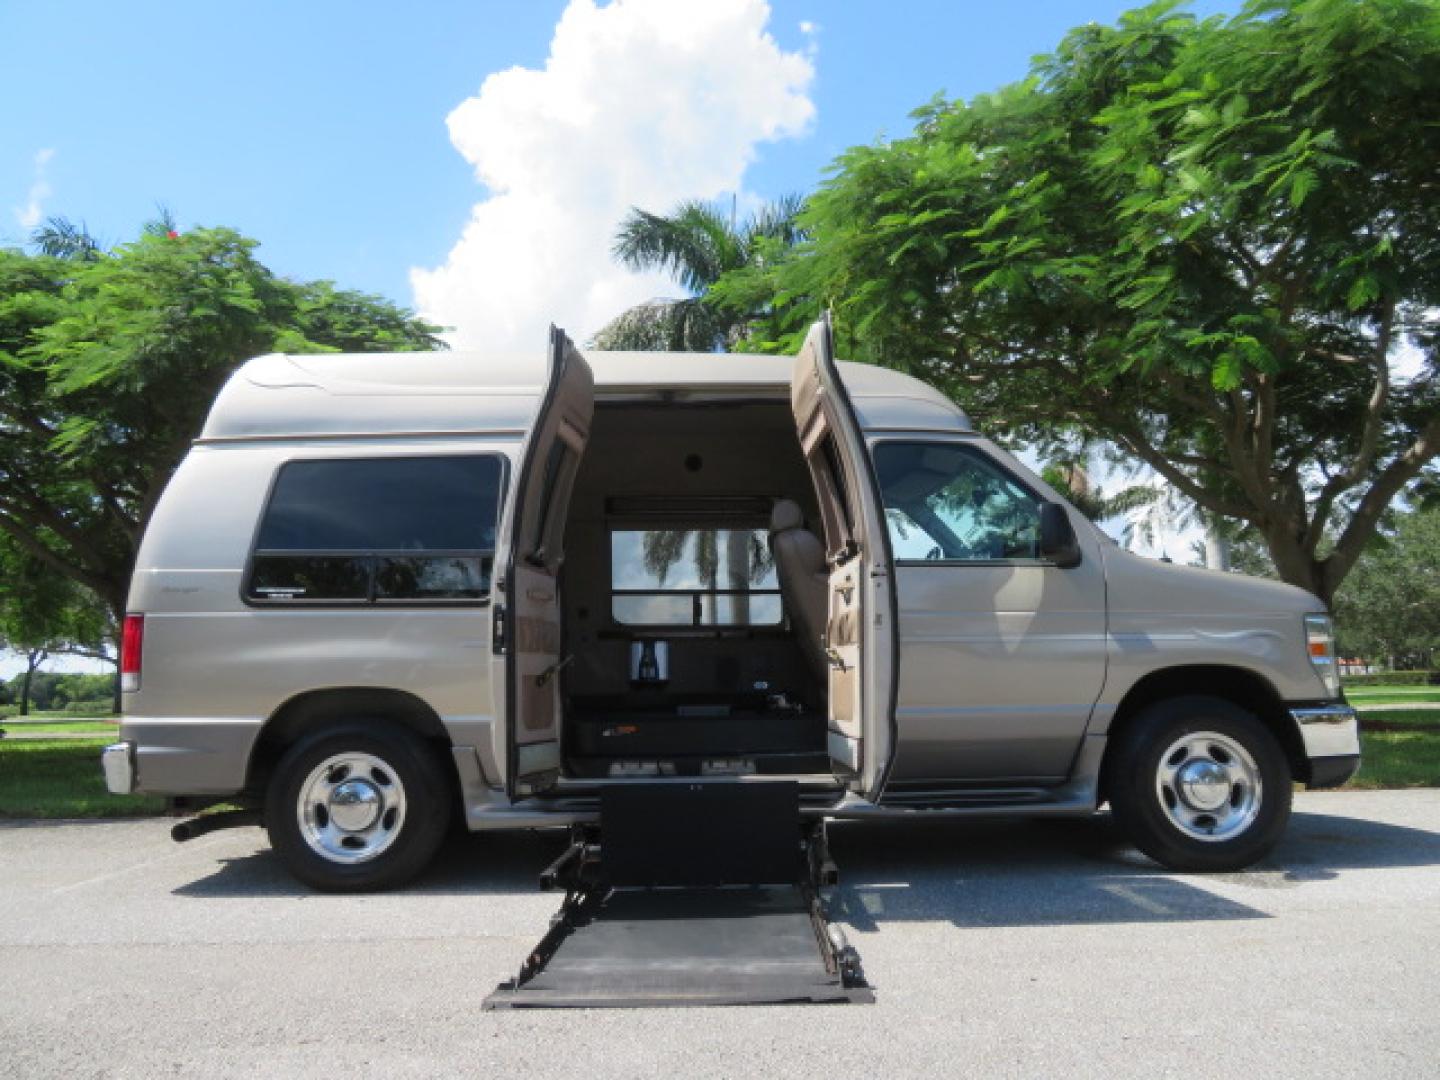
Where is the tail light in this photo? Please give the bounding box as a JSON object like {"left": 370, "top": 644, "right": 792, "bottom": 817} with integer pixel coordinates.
{"left": 120, "top": 613, "right": 145, "bottom": 693}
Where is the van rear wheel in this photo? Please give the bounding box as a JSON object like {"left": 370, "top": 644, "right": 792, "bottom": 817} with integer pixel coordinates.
{"left": 1107, "top": 695, "right": 1291, "bottom": 872}
{"left": 266, "top": 722, "right": 450, "bottom": 892}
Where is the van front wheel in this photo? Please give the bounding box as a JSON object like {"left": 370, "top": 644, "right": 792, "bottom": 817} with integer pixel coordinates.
{"left": 1107, "top": 696, "right": 1291, "bottom": 872}
{"left": 266, "top": 722, "right": 451, "bottom": 892}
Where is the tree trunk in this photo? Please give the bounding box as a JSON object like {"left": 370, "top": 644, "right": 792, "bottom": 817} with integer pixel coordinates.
{"left": 1203, "top": 528, "right": 1231, "bottom": 572}
{"left": 725, "top": 530, "right": 752, "bottom": 626}
{"left": 1260, "top": 520, "right": 1333, "bottom": 608}
{"left": 20, "top": 648, "right": 46, "bottom": 717}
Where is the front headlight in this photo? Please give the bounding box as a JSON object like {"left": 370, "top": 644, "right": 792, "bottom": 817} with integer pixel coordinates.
{"left": 1304, "top": 613, "right": 1341, "bottom": 698}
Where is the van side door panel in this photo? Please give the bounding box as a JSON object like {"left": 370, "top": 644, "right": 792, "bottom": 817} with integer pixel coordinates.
{"left": 791, "top": 316, "right": 898, "bottom": 798}
{"left": 491, "top": 328, "right": 593, "bottom": 796}
{"left": 876, "top": 438, "right": 1107, "bottom": 783}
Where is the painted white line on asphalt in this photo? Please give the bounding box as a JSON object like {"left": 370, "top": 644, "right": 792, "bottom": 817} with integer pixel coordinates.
{"left": 1099, "top": 882, "right": 1175, "bottom": 916}
{"left": 51, "top": 835, "right": 232, "bottom": 895}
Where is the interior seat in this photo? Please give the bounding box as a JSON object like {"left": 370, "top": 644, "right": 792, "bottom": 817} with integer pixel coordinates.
{"left": 768, "top": 499, "right": 829, "bottom": 682}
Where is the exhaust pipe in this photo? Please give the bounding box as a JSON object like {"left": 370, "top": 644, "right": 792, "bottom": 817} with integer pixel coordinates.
{"left": 171, "top": 808, "right": 262, "bottom": 842}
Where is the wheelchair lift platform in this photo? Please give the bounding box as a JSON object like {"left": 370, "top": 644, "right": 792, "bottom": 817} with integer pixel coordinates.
{"left": 483, "top": 781, "right": 873, "bottom": 1009}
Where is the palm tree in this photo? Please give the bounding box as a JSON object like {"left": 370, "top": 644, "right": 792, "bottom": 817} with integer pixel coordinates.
{"left": 591, "top": 194, "right": 806, "bottom": 352}
{"left": 31, "top": 206, "right": 174, "bottom": 261}
{"left": 30, "top": 216, "right": 101, "bottom": 260}
{"left": 1041, "top": 459, "right": 1161, "bottom": 523}
{"left": 641, "top": 528, "right": 773, "bottom": 625}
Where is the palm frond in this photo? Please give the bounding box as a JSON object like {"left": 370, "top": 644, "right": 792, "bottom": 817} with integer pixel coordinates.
{"left": 613, "top": 202, "right": 737, "bottom": 293}
{"left": 31, "top": 216, "right": 102, "bottom": 260}
{"left": 589, "top": 298, "right": 727, "bottom": 352}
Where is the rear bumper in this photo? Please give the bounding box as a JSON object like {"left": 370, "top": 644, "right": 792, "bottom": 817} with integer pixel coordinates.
{"left": 111, "top": 717, "right": 264, "bottom": 795}
{"left": 102, "top": 742, "right": 136, "bottom": 795}
{"left": 1290, "top": 703, "right": 1361, "bottom": 789}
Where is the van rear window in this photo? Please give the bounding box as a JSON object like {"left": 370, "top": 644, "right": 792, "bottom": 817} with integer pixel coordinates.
{"left": 246, "top": 456, "right": 505, "bottom": 604}
{"left": 610, "top": 527, "right": 782, "bottom": 627}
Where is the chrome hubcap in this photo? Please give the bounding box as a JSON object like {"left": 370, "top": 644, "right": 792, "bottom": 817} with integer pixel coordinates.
{"left": 1177, "top": 759, "right": 1231, "bottom": 811}
{"left": 328, "top": 779, "right": 382, "bottom": 831}
{"left": 1155, "top": 731, "right": 1262, "bottom": 843}
{"left": 297, "top": 752, "right": 407, "bottom": 864}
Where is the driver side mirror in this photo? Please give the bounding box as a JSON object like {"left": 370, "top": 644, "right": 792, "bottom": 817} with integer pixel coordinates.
{"left": 1038, "top": 502, "right": 1082, "bottom": 568}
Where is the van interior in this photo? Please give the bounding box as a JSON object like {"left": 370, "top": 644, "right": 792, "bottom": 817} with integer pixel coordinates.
{"left": 558, "top": 399, "right": 832, "bottom": 781}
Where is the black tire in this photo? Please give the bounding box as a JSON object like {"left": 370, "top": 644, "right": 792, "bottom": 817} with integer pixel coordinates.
{"left": 1107, "top": 695, "right": 1291, "bottom": 872}
{"left": 265, "top": 722, "right": 451, "bottom": 892}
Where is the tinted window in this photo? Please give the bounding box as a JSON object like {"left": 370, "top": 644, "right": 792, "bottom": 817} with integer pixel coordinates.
{"left": 374, "top": 555, "right": 489, "bottom": 601}
{"left": 874, "top": 442, "right": 1042, "bottom": 562}
{"left": 250, "top": 556, "right": 370, "bottom": 601}
{"left": 248, "top": 456, "right": 504, "bottom": 603}
{"left": 257, "top": 456, "right": 501, "bottom": 552}
{"left": 610, "top": 528, "right": 782, "bottom": 626}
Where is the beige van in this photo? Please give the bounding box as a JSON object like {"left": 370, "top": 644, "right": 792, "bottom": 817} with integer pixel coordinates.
{"left": 102, "top": 317, "right": 1358, "bottom": 891}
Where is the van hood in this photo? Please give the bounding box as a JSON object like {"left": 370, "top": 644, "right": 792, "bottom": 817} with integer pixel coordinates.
{"left": 1101, "top": 544, "right": 1324, "bottom": 616}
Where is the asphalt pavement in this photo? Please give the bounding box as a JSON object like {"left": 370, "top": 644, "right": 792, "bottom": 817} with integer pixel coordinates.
{"left": 2, "top": 790, "right": 1437, "bottom": 1078}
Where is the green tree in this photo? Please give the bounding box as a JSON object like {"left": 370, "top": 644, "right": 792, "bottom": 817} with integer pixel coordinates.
{"left": 0, "top": 220, "right": 442, "bottom": 626}
{"left": 1333, "top": 506, "right": 1440, "bottom": 667}
{"left": 729, "top": 0, "right": 1440, "bottom": 605}
{"left": 592, "top": 195, "right": 806, "bottom": 351}
{"left": 0, "top": 538, "right": 110, "bottom": 715}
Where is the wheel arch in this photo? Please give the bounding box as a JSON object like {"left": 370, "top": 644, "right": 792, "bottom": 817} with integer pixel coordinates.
{"left": 1099, "top": 665, "right": 1309, "bottom": 800}
{"left": 246, "top": 687, "right": 458, "bottom": 798}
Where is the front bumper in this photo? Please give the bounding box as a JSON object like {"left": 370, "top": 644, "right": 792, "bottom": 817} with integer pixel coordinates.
{"left": 1290, "top": 703, "right": 1361, "bottom": 789}
{"left": 101, "top": 741, "right": 137, "bottom": 795}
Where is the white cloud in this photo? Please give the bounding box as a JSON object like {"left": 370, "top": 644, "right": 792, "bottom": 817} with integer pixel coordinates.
{"left": 14, "top": 148, "right": 55, "bottom": 231}
{"left": 411, "top": 0, "right": 814, "bottom": 351}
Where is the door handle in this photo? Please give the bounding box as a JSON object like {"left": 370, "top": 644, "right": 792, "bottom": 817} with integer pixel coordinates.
{"left": 825, "top": 647, "right": 849, "bottom": 672}
{"left": 491, "top": 606, "right": 507, "bottom": 655}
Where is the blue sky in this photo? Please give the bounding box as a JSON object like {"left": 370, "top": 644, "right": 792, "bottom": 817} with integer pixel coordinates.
{"left": 3, "top": 0, "right": 1232, "bottom": 316}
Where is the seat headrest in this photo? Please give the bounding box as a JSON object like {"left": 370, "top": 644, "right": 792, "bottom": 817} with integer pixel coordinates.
{"left": 770, "top": 498, "right": 806, "bottom": 534}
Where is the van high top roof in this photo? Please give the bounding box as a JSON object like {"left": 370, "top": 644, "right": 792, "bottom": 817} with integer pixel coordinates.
{"left": 198, "top": 349, "right": 972, "bottom": 442}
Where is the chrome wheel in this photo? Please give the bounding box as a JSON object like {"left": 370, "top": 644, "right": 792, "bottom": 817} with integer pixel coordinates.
{"left": 296, "top": 752, "right": 407, "bottom": 864}
{"left": 1154, "top": 730, "right": 1262, "bottom": 843}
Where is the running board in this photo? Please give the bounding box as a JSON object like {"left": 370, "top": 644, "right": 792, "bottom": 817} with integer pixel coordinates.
{"left": 484, "top": 781, "right": 872, "bottom": 1009}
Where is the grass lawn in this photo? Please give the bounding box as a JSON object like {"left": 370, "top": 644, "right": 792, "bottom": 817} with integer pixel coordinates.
{"left": 2, "top": 720, "right": 118, "bottom": 736}
{"left": 0, "top": 738, "right": 166, "bottom": 818}
{"left": 0, "top": 709, "right": 117, "bottom": 720}
{"left": 1348, "top": 730, "right": 1440, "bottom": 789}
{"left": 1345, "top": 686, "right": 1440, "bottom": 706}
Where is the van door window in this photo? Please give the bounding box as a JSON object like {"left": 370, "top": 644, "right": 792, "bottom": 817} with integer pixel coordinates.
{"left": 873, "top": 442, "right": 1042, "bottom": 562}
{"left": 246, "top": 455, "right": 505, "bottom": 603}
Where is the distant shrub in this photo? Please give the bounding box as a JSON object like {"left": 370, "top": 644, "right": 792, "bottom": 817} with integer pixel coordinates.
{"left": 1342, "top": 671, "right": 1437, "bottom": 687}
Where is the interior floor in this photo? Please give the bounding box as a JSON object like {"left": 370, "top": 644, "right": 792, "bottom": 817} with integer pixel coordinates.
{"left": 559, "top": 399, "right": 827, "bottom": 779}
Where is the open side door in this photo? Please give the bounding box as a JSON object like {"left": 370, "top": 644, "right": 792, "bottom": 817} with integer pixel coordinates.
{"left": 790, "top": 314, "right": 897, "bottom": 800}
{"left": 493, "top": 327, "right": 593, "bottom": 797}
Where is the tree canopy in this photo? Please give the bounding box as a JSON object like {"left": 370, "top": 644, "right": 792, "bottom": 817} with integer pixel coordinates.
{"left": 0, "top": 535, "right": 110, "bottom": 714}
{"left": 1334, "top": 506, "right": 1440, "bottom": 667}
{"left": 723, "top": 0, "right": 1440, "bottom": 604}
{"left": 0, "top": 222, "right": 442, "bottom": 625}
